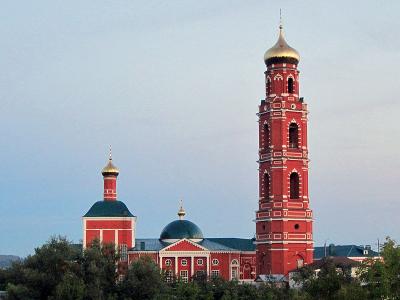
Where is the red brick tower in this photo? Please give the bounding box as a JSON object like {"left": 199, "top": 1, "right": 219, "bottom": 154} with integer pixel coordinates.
{"left": 255, "top": 24, "right": 313, "bottom": 276}
{"left": 83, "top": 152, "right": 136, "bottom": 259}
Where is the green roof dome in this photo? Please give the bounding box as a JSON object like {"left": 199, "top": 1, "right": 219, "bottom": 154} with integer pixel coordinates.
{"left": 83, "top": 201, "right": 134, "bottom": 218}
{"left": 160, "top": 220, "right": 204, "bottom": 242}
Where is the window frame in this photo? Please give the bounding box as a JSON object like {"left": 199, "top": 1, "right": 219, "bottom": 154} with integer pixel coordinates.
{"left": 211, "top": 270, "right": 220, "bottom": 279}
{"left": 290, "top": 172, "right": 300, "bottom": 199}
{"left": 180, "top": 270, "right": 189, "bottom": 283}
{"left": 289, "top": 123, "right": 299, "bottom": 149}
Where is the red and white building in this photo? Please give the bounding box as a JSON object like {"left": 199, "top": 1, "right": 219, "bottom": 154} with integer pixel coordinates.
{"left": 83, "top": 154, "right": 136, "bottom": 260}
{"left": 255, "top": 24, "right": 313, "bottom": 277}
{"left": 83, "top": 23, "right": 315, "bottom": 281}
{"left": 83, "top": 156, "right": 257, "bottom": 282}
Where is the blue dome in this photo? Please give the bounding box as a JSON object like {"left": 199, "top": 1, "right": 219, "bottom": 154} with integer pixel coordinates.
{"left": 160, "top": 220, "right": 204, "bottom": 242}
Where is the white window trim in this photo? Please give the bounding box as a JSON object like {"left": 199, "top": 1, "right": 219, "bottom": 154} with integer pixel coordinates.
{"left": 180, "top": 270, "right": 189, "bottom": 283}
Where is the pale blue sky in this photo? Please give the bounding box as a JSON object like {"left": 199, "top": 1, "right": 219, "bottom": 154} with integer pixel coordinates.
{"left": 1, "top": 1, "right": 399, "bottom": 256}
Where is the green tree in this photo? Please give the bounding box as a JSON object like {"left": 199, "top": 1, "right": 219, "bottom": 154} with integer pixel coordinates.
{"left": 118, "top": 256, "right": 166, "bottom": 300}
{"left": 54, "top": 271, "right": 85, "bottom": 300}
{"left": 80, "top": 239, "right": 119, "bottom": 300}
{"left": 5, "top": 236, "right": 81, "bottom": 300}
{"left": 295, "top": 258, "right": 353, "bottom": 300}
{"left": 359, "top": 237, "right": 400, "bottom": 299}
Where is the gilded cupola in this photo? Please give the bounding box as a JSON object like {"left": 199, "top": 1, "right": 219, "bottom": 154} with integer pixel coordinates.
{"left": 264, "top": 24, "right": 300, "bottom": 66}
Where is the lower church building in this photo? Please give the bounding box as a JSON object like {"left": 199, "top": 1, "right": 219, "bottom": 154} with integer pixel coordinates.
{"left": 83, "top": 155, "right": 257, "bottom": 282}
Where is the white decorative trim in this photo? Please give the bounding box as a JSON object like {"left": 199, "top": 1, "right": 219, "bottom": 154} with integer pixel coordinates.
{"left": 160, "top": 238, "right": 208, "bottom": 252}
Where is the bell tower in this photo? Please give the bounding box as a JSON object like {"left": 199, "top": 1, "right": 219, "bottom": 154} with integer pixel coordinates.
{"left": 255, "top": 24, "right": 313, "bottom": 276}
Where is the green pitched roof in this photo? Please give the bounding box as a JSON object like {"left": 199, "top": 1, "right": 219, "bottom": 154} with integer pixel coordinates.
{"left": 83, "top": 201, "right": 134, "bottom": 217}
{"left": 207, "top": 238, "right": 256, "bottom": 251}
{"left": 130, "top": 238, "right": 255, "bottom": 252}
{"left": 314, "top": 245, "right": 379, "bottom": 259}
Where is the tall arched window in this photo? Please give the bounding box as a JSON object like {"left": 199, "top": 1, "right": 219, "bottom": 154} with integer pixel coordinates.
{"left": 264, "top": 173, "right": 270, "bottom": 200}
{"left": 290, "top": 173, "right": 299, "bottom": 199}
{"left": 266, "top": 78, "right": 271, "bottom": 96}
{"left": 263, "top": 124, "right": 270, "bottom": 150}
{"left": 289, "top": 123, "right": 299, "bottom": 148}
{"left": 288, "top": 77, "right": 294, "bottom": 94}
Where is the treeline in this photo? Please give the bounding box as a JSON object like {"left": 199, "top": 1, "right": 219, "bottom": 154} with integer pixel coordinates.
{"left": 1, "top": 237, "right": 400, "bottom": 300}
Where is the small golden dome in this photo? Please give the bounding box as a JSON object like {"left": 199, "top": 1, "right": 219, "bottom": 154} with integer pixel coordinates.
{"left": 177, "top": 201, "right": 186, "bottom": 220}
{"left": 264, "top": 25, "right": 300, "bottom": 65}
{"left": 102, "top": 158, "right": 119, "bottom": 176}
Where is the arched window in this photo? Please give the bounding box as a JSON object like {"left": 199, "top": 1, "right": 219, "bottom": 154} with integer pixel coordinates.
{"left": 288, "top": 77, "right": 294, "bottom": 94}
{"left": 266, "top": 78, "right": 271, "bottom": 96}
{"left": 289, "top": 123, "right": 299, "bottom": 148}
{"left": 263, "top": 124, "right": 270, "bottom": 150}
{"left": 297, "top": 258, "right": 304, "bottom": 269}
{"left": 264, "top": 173, "right": 270, "bottom": 200}
{"left": 290, "top": 173, "right": 299, "bottom": 199}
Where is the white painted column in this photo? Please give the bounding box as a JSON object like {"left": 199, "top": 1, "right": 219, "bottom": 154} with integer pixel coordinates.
{"left": 82, "top": 219, "right": 86, "bottom": 249}
{"left": 175, "top": 256, "right": 178, "bottom": 276}
{"left": 207, "top": 255, "right": 211, "bottom": 276}
{"left": 191, "top": 255, "right": 194, "bottom": 277}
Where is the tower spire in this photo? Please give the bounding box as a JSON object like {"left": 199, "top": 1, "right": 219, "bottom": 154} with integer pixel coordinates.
{"left": 177, "top": 199, "right": 186, "bottom": 220}
{"left": 279, "top": 8, "right": 282, "bottom": 29}
{"left": 101, "top": 148, "right": 119, "bottom": 201}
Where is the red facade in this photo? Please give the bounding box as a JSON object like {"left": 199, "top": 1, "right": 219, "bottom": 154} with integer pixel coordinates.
{"left": 83, "top": 156, "right": 136, "bottom": 251}
{"left": 128, "top": 239, "right": 256, "bottom": 282}
{"left": 82, "top": 24, "right": 315, "bottom": 281}
{"left": 255, "top": 27, "right": 313, "bottom": 276}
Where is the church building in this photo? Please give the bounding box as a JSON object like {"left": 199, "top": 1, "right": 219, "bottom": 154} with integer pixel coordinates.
{"left": 83, "top": 23, "right": 314, "bottom": 281}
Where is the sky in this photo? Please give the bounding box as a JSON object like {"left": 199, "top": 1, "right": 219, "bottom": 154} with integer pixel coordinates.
{"left": 1, "top": 1, "right": 399, "bottom": 257}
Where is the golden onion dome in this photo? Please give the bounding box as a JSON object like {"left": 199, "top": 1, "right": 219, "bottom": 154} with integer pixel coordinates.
{"left": 177, "top": 206, "right": 186, "bottom": 220}
{"left": 264, "top": 25, "right": 300, "bottom": 65}
{"left": 102, "top": 158, "right": 119, "bottom": 176}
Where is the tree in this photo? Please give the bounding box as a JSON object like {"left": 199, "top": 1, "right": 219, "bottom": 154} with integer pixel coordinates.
{"left": 118, "top": 256, "right": 166, "bottom": 300}
{"left": 295, "top": 258, "right": 356, "bottom": 300}
{"left": 359, "top": 237, "right": 400, "bottom": 299}
{"left": 80, "top": 239, "right": 119, "bottom": 300}
{"left": 54, "top": 271, "right": 85, "bottom": 300}
{"left": 4, "top": 236, "right": 81, "bottom": 300}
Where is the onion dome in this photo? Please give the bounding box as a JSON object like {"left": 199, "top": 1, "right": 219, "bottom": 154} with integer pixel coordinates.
{"left": 264, "top": 25, "right": 300, "bottom": 66}
{"left": 101, "top": 151, "right": 119, "bottom": 176}
{"left": 160, "top": 204, "right": 204, "bottom": 243}
{"left": 177, "top": 201, "right": 186, "bottom": 220}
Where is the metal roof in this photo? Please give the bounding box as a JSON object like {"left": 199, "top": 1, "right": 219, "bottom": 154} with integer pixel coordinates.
{"left": 207, "top": 238, "right": 256, "bottom": 251}
{"left": 130, "top": 238, "right": 255, "bottom": 252}
{"left": 314, "top": 245, "right": 379, "bottom": 260}
{"left": 83, "top": 201, "right": 135, "bottom": 218}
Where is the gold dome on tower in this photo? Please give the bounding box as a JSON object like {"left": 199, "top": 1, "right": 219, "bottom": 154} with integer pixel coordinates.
{"left": 177, "top": 200, "right": 186, "bottom": 220}
{"left": 264, "top": 25, "right": 300, "bottom": 65}
{"left": 101, "top": 147, "right": 119, "bottom": 176}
